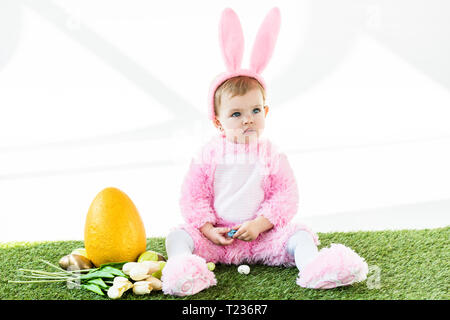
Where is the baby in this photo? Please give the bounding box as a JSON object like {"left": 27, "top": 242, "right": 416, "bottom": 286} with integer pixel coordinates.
{"left": 161, "top": 8, "right": 368, "bottom": 296}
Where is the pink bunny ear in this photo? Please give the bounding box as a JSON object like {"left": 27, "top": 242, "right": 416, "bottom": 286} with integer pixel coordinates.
{"left": 219, "top": 8, "right": 245, "bottom": 72}
{"left": 249, "top": 7, "right": 281, "bottom": 74}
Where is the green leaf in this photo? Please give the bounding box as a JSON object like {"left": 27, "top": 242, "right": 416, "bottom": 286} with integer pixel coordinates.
{"left": 79, "top": 270, "right": 115, "bottom": 281}
{"left": 97, "top": 261, "right": 128, "bottom": 270}
{"left": 81, "top": 283, "right": 105, "bottom": 296}
{"left": 87, "top": 278, "right": 109, "bottom": 290}
{"left": 98, "top": 266, "right": 127, "bottom": 278}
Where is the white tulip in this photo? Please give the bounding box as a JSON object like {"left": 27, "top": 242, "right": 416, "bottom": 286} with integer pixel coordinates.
{"left": 132, "top": 281, "right": 153, "bottom": 295}
{"left": 122, "top": 262, "right": 139, "bottom": 275}
{"left": 107, "top": 277, "right": 134, "bottom": 299}
{"left": 129, "top": 262, "right": 160, "bottom": 281}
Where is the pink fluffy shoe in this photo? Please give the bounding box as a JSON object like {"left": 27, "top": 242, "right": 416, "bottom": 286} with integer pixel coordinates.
{"left": 297, "top": 243, "right": 369, "bottom": 289}
{"left": 161, "top": 254, "right": 217, "bottom": 296}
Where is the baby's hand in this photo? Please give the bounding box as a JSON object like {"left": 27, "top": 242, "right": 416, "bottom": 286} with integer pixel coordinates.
{"left": 200, "top": 223, "right": 234, "bottom": 246}
{"left": 232, "top": 220, "right": 261, "bottom": 242}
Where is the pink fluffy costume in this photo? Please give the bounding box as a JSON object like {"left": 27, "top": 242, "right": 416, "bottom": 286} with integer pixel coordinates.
{"left": 161, "top": 7, "right": 368, "bottom": 296}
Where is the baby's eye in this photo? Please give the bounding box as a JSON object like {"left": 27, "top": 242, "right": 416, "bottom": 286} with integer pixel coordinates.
{"left": 253, "top": 108, "right": 261, "bottom": 114}
{"left": 231, "top": 112, "right": 241, "bottom": 118}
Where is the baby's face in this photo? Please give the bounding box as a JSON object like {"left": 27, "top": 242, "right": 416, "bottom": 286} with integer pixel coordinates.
{"left": 215, "top": 88, "right": 268, "bottom": 144}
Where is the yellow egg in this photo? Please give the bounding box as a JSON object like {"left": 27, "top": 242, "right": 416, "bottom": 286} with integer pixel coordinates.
{"left": 84, "top": 187, "right": 147, "bottom": 267}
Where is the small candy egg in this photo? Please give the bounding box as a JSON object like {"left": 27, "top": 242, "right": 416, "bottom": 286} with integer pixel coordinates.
{"left": 227, "top": 229, "right": 237, "bottom": 238}
{"left": 237, "top": 264, "right": 250, "bottom": 275}
{"left": 206, "top": 262, "right": 216, "bottom": 271}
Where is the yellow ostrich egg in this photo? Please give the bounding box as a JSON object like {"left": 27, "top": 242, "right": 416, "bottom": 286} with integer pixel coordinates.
{"left": 84, "top": 187, "right": 147, "bottom": 267}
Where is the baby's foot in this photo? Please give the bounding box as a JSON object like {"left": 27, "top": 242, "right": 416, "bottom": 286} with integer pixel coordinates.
{"left": 297, "top": 243, "right": 368, "bottom": 289}
{"left": 161, "top": 254, "right": 217, "bottom": 296}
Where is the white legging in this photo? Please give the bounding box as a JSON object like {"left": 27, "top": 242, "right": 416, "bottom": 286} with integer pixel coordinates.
{"left": 165, "top": 229, "right": 318, "bottom": 271}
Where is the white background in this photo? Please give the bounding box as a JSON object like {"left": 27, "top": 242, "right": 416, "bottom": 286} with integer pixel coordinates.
{"left": 1, "top": 0, "right": 449, "bottom": 242}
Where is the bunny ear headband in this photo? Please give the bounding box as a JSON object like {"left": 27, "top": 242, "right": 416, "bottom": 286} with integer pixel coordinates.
{"left": 208, "top": 7, "right": 281, "bottom": 122}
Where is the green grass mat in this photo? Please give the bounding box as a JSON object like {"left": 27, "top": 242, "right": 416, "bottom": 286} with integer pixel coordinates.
{"left": 1, "top": 227, "right": 449, "bottom": 300}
